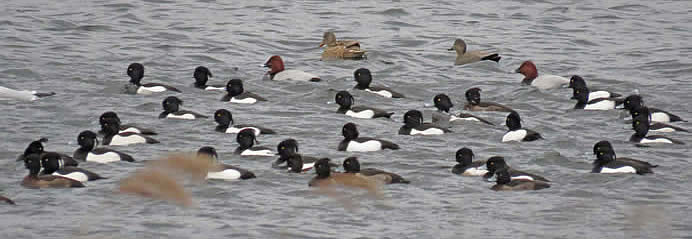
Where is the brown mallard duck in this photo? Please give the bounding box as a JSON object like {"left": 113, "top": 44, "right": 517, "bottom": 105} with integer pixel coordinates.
{"left": 320, "top": 32, "right": 366, "bottom": 60}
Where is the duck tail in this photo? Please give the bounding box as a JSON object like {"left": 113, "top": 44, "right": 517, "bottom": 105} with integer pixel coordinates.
{"left": 482, "top": 54, "right": 501, "bottom": 62}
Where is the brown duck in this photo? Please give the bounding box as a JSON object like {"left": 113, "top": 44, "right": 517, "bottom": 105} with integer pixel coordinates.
{"left": 320, "top": 32, "right": 366, "bottom": 60}
{"left": 21, "top": 154, "right": 84, "bottom": 189}
{"left": 449, "top": 39, "right": 501, "bottom": 65}
{"left": 463, "top": 87, "right": 514, "bottom": 112}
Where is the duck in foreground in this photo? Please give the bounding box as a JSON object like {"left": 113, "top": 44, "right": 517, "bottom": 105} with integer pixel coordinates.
{"left": 491, "top": 168, "right": 550, "bottom": 191}
{"left": 274, "top": 139, "right": 322, "bottom": 172}
{"left": 571, "top": 87, "right": 622, "bottom": 110}
{"left": 335, "top": 91, "right": 394, "bottom": 119}
{"left": 220, "top": 79, "right": 267, "bottom": 104}
{"left": 451, "top": 147, "right": 488, "bottom": 176}
{"left": 197, "top": 147, "right": 255, "bottom": 180}
{"left": 630, "top": 106, "right": 688, "bottom": 133}
{"left": 193, "top": 66, "right": 224, "bottom": 91}
{"left": 568, "top": 75, "right": 621, "bottom": 99}
{"left": 630, "top": 114, "right": 684, "bottom": 145}
{"left": 308, "top": 158, "right": 380, "bottom": 195}
{"left": 214, "top": 109, "right": 275, "bottom": 136}
{"left": 515, "top": 61, "right": 569, "bottom": 90}
{"left": 320, "top": 32, "right": 366, "bottom": 60}
{"left": 399, "top": 110, "right": 451, "bottom": 135}
{"left": 125, "top": 63, "right": 181, "bottom": 94}
{"left": 502, "top": 111, "right": 542, "bottom": 142}
{"left": 41, "top": 152, "right": 105, "bottom": 183}
{"left": 263, "top": 55, "right": 321, "bottom": 82}
{"left": 17, "top": 138, "right": 79, "bottom": 167}
{"left": 234, "top": 129, "right": 275, "bottom": 156}
{"left": 352, "top": 68, "right": 404, "bottom": 98}
{"left": 73, "top": 130, "right": 135, "bottom": 163}
{"left": 592, "top": 141, "right": 657, "bottom": 174}
{"left": 342, "top": 157, "right": 409, "bottom": 184}
{"left": 448, "top": 38, "right": 501, "bottom": 65}
{"left": 623, "top": 95, "right": 685, "bottom": 123}
{"left": 22, "top": 154, "right": 84, "bottom": 189}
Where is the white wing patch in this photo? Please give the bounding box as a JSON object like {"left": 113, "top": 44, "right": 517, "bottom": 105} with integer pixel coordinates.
{"left": 510, "top": 175, "right": 535, "bottom": 181}
{"left": 206, "top": 169, "right": 241, "bottom": 180}
{"left": 600, "top": 166, "right": 636, "bottom": 174}
{"left": 87, "top": 152, "right": 121, "bottom": 163}
{"left": 53, "top": 172, "right": 88, "bottom": 183}
{"left": 345, "top": 140, "right": 383, "bottom": 152}
{"left": 640, "top": 137, "right": 673, "bottom": 144}
{"left": 205, "top": 86, "right": 225, "bottom": 91}
{"left": 225, "top": 126, "right": 261, "bottom": 136}
{"left": 462, "top": 167, "right": 489, "bottom": 176}
{"left": 110, "top": 134, "right": 146, "bottom": 146}
{"left": 650, "top": 127, "right": 675, "bottom": 133}
{"left": 584, "top": 100, "right": 615, "bottom": 110}
{"left": 365, "top": 89, "right": 393, "bottom": 98}
{"left": 240, "top": 149, "right": 274, "bottom": 156}
{"left": 346, "top": 109, "right": 375, "bottom": 119}
{"left": 502, "top": 129, "right": 527, "bottom": 142}
{"left": 589, "top": 91, "right": 610, "bottom": 100}
{"left": 167, "top": 113, "right": 196, "bottom": 120}
{"left": 119, "top": 127, "right": 142, "bottom": 134}
{"left": 410, "top": 128, "right": 444, "bottom": 135}
{"left": 137, "top": 86, "right": 166, "bottom": 94}
{"left": 450, "top": 115, "right": 480, "bottom": 122}
{"left": 230, "top": 97, "right": 257, "bottom": 104}
{"left": 650, "top": 112, "right": 670, "bottom": 123}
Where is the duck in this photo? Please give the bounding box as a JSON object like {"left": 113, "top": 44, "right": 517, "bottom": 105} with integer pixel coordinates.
{"left": 125, "top": 63, "right": 181, "bottom": 94}
{"left": 515, "top": 61, "right": 570, "bottom": 90}
{"left": 463, "top": 88, "right": 514, "bottom": 112}
{"left": 21, "top": 153, "right": 84, "bottom": 189}
{"left": 214, "top": 109, "right": 275, "bottom": 136}
{"left": 197, "top": 146, "right": 255, "bottom": 180}
{"left": 99, "top": 111, "right": 157, "bottom": 135}
{"left": 490, "top": 168, "right": 550, "bottom": 191}
{"left": 352, "top": 68, "right": 404, "bottom": 98}
{"left": 448, "top": 38, "right": 501, "bottom": 65}
{"left": 220, "top": 79, "right": 267, "bottom": 104}
{"left": 342, "top": 157, "right": 409, "bottom": 184}
{"left": 338, "top": 122, "right": 399, "bottom": 152}
{"left": 399, "top": 110, "right": 451, "bottom": 135}
{"left": 592, "top": 141, "right": 657, "bottom": 174}
{"left": 0, "top": 85, "right": 55, "bottom": 101}
{"left": 630, "top": 114, "right": 684, "bottom": 145}
{"left": 335, "top": 91, "right": 394, "bottom": 119}
{"left": 158, "top": 96, "right": 208, "bottom": 120}
{"left": 262, "top": 55, "right": 321, "bottom": 82}
{"left": 319, "top": 31, "right": 366, "bottom": 60}
{"left": 234, "top": 128, "right": 275, "bottom": 156}
{"left": 273, "top": 139, "right": 322, "bottom": 171}
{"left": 432, "top": 93, "right": 494, "bottom": 125}
{"left": 17, "top": 138, "right": 79, "bottom": 167}
{"left": 308, "top": 158, "right": 379, "bottom": 191}
{"left": 40, "top": 152, "right": 105, "bottom": 182}
{"left": 630, "top": 106, "right": 688, "bottom": 133}
{"left": 193, "top": 66, "right": 224, "bottom": 91}
{"left": 502, "top": 111, "right": 542, "bottom": 142}
{"left": 101, "top": 118, "right": 160, "bottom": 146}
{"left": 568, "top": 75, "right": 621, "bottom": 99}
{"left": 451, "top": 147, "right": 488, "bottom": 176}
{"left": 73, "top": 130, "right": 135, "bottom": 163}
{"left": 623, "top": 95, "right": 685, "bottom": 123}
{"left": 571, "top": 87, "right": 622, "bottom": 110}
{"left": 484, "top": 156, "right": 550, "bottom": 182}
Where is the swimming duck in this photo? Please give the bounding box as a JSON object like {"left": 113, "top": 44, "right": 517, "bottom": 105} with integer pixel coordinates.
{"left": 101, "top": 118, "right": 160, "bottom": 146}
{"left": 463, "top": 88, "right": 514, "bottom": 112}
{"left": 335, "top": 91, "right": 394, "bottom": 119}
{"left": 193, "top": 66, "right": 224, "bottom": 91}
{"left": 490, "top": 168, "right": 550, "bottom": 191}
{"left": 17, "top": 138, "right": 79, "bottom": 167}
{"left": 40, "top": 152, "right": 105, "bottom": 182}
{"left": 197, "top": 146, "right": 255, "bottom": 180}
{"left": 0, "top": 85, "right": 55, "bottom": 101}
{"left": 338, "top": 122, "right": 399, "bottom": 152}
{"left": 568, "top": 75, "right": 621, "bottom": 99}
{"left": 99, "top": 111, "right": 157, "bottom": 135}
{"left": 263, "top": 55, "right": 321, "bottom": 82}
{"left": 214, "top": 109, "right": 275, "bottom": 136}
{"left": 484, "top": 156, "right": 550, "bottom": 182}
{"left": 571, "top": 87, "right": 622, "bottom": 110}
{"left": 220, "top": 79, "right": 267, "bottom": 104}
{"left": 592, "top": 141, "right": 657, "bottom": 174}
{"left": 21, "top": 154, "right": 84, "bottom": 189}
{"left": 515, "top": 61, "right": 569, "bottom": 90}
{"left": 399, "top": 110, "right": 451, "bottom": 135}
{"left": 308, "top": 158, "right": 379, "bottom": 190}
{"left": 159, "top": 96, "right": 208, "bottom": 120}
{"left": 273, "top": 139, "right": 322, "bottom": 171}
{"left": 352, "top": 68, "right": 404, "bottom": 98}
{"left": 73, "top": 130, "right": 135, "bottom": 163}
{"left": 342, "top": 157, "right": 409, "bottom": 184}
{"left": 234, "top": 129, "right": 275, "bottom": 156}
{"left": 125, "top": 63, "right": 181, "bottom": 94}
{"left": 502, "top": 111, "right": 542, "bottom": 142}
{"left": 432, "top": 93, "right": 494, "bottom": 125}
{"left": 630, "top": 114, "right": 684, "bottom": 145}
{"left": 448, "top": 38, "right": 501, "bottom": 65}
{"left": 451, "top": 147, "right": 488, "bottom": 176}
{"left": 623, "top": 95, "right": 685, "bottom": 123}
{"left": 319, "top": 32, "right": 366, "bottom": 60}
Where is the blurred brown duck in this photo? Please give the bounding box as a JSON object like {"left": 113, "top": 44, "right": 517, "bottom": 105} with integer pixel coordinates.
{"left": 320, "top": 32, "right": 366, "bottom": 60}
{"left": 449, "top": 39, "right": 501, "bottom": 65}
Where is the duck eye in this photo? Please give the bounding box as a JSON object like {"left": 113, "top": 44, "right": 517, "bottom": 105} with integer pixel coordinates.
{"left": 490, "top": 162, "right": 494, "bottom": 165}
{"left": 599, "top": 152, "right": 603, "bottom": 155}
{"left": 436, "top": 98, "right": 440, "bottom": 101}
{"left": 626, "top": 101, "right": 630, "bottom": 104}
{"left": 281, "top": 146, "right": 285, "bottom": 150}
{"left": 576, "top": 90, "right": 580, "bottom": 94}
{"left": 636, "top": 121, "right": 640, "bottom": 125}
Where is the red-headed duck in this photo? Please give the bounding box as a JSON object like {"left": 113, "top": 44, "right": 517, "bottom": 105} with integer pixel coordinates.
{"left": 262, "top": 56, "right": 321, "bottom": 82}
{"left": 515, "top": 61, "right": 569, "bottom": 90}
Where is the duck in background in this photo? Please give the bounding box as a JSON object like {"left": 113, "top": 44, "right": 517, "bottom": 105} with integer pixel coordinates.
{"left": 448, "top": 38, "right": 501, "bottom": 65}
{"left": 463, "top": 88, "right": 514, "bottom": 112}
{"left": 502, "top": 111, "right": 542, "bottom": 142}
{"left": 335, "top": 91, "right": 394, "bottom": 119}
{"left": 99, "top": 111, "right": 157, "bottom": 135}
{"left": 234, "top": 129, "right": 275, "bottom": 156}
{"left": 432, "top": 93, "right": 494, "bottom": 126}
{"left": 0, "top": 85, "right": 55, "bottom": 102}
{"left": 159, "top": 96, "right": 208, "bottom": 120}
{"left": 352, "top": 68, "right": 404, "bottom": 98}
{"left": 262, "top": 55, "right": 321, "bottom": 82}
{"left": 101, "top": 118, "right": 160, "bottom": 146}
{"left": 451, "top": 147, "right": 488, "bottom": 176}
{"left": 197, "top": 146, "right": 255, "bottom": 180}
{"left": 220, "top": 79, "right": 267, "bottom": 104}
{"left": 273, "top": 139, "right": 323, "bottom": 171}
{"left": 399, "top": 110, "right": 451, "bottom": 135}
{"left": 192, "top": 66, "right": 224, "bottom": 91}
{"left": 515, "top": 61, "right": 569, "bottom": 90}
{"left": 483, "top": 156, "right": 550, "bottom": 182}
{"left": 319, "top": 32, "right": 366, "bottom": 60}
{"left": 214, "top": 109, "right": 275, "bottom": 136}
{"left": 338, "top": 122, "right": 399, "bottom": 152}
{"left": 125, "top": 63, "right": 181, "bottom": 94}
{"left": 630, "top": 106, "right": 688, "bottom": 133}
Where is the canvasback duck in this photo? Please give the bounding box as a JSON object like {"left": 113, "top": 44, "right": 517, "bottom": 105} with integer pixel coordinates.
{"left": 0, "top": 86, "right": 55, "bottom": 102}
{"left": 262, "top": 56, "right": 321, "bottom": 82}
{"left": 515, "top": 61, "right": 569, "bottom": 90}
{"left": 448, "top": 39, "right": 500, "bottom": 65}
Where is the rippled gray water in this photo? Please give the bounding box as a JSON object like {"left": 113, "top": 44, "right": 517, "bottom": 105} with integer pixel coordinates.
{"left": 1, "top": 0, "right": 691, "bottom": 238}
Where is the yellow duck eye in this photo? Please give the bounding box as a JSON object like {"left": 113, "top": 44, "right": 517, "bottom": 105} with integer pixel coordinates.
{"left": 599, "top": 152, "right": 603, "bottom": 155}
{"left": 281, "top": 146, "right": 285, "bottom": 150}
{"left": 636, "top": 121, "right": 640, "bottom": 125}
{"left": 436, "top": 98, "right": 440, "bottom": 101}
{"left": 576, "top": 90, "right": 580, "bottom": 94}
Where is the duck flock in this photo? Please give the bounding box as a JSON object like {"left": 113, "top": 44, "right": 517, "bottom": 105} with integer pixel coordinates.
{"left": 4, "top": 31, "right": 689, "bottom": 206}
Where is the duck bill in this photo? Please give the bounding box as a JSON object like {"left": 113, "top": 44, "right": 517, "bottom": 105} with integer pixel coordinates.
{"left": 319, "top": 43, "right": 325, "bottom": 47}
{"left": 447, "top": 47, "right": 454, "bottom": 51}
